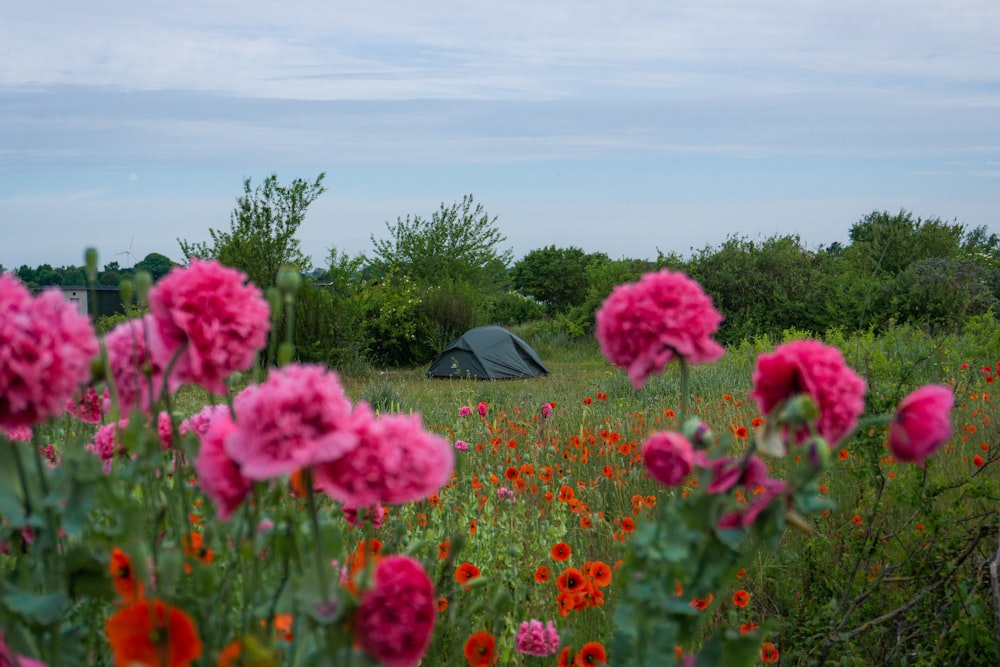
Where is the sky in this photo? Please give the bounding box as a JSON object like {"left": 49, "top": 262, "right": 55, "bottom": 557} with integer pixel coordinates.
{"left": 1, "top": 0, "right": 998, "bottom": 271}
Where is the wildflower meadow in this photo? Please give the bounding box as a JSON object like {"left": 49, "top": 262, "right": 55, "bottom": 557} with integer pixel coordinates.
{"left": 1, "top": 253, "right": 998, "bottom": 666}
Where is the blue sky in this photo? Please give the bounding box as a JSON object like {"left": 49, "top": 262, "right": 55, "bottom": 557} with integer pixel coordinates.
{"left": 1, "top": 0, "right": 998, "bottom": 271}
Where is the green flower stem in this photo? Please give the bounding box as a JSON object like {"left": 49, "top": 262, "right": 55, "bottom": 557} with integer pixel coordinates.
{"left": 678, "top": 358, "right": 690, "bottom": 426}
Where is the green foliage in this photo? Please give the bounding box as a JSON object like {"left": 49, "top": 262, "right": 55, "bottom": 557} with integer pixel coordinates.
{"left": 292, "top": 278, "right": 371, "bottom": 372}
{"left": 486, "top": 291, "right": 547, "bottom": 326}
{"left": 368, "top": 194, "right": 513, "bottom": 290}
{"left": 510, "top": 245, "right": 609, "bottom": 314}
{"left": 178, "top": 173, "right": 326, "bottom": 289}
{"left": 132, "top": 253, "right": 175, "bottom": 281}
{"left": 362, "top": 272, "right": 430, "bottom": 367}
{"left": 565, "top": 257, "right": 653, "bottom": 334}
{"left": 414, "top": 281, "right": 488, "bottom": 356}
{"left": 888, "top": 257, "right": 998, "bottom": 331}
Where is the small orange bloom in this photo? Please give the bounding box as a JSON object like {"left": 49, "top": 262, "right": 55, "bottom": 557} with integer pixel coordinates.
{"left": 534, "top": 565, "right": 551, "bottom": 583}
{"left": 438, "top": 541, "right": 451, "bottom": 561}
{"left": 106, "top": 598, "right": 203, "bottom": 667}
{"left": 417, "top": 513, "right": 428, "bottom": 527}
{"left": 539, "top": 466, "right": 553, "bottom": 482}
{"left": 455, "top": 562, "right": 482, "bottom": 589}
{"left": 557, "top": 647, "right": 574, "bottom": 667}
{"left": 464, "top": 631, "right": 497, "bottom": 666}
{"left": 973, "top": 454, "right": 985, "bottom": 467}
{"left": 690, "top": 593, "right": 714, "bottom": 611}
{"left": 109, "top": 547, "right": 143, "bottom": 603}
{"left": 575, "top": 641, "right": 607, "bottom": 665}
{"left": 740, "top": 621, "right": 758, "bottom": 635}
{"left": 437, "top": 597, "right": 449, "bottom": 613}
{"left": 469, "top": 519, "right": 477, "bottom": 535}
{"left": 579, "top": 514, "right": 592, "bottom": 529}
{"left": 736, "top": 567, "right": 746, "bottom": 578}
{"left": 588, "top": 561, "right": 612, "bottom": 587}
{"left": 558, "top": 485, "right": 575, "bottom": 502}
{"left": 550, "top": 542, "right": 572, "bottom": 562}
{"left": 182, "top": 532, "right": 214, "bottom": 573}
{"left": 760, "top": 641, "right": 780, "bottom": 663}
{"left": 504, "top": 466, "right": 520, "bottom": 481}
{"left": 645, "top": 495, "right": 656, "bottom": 508}
{"left": 733, "top": 589, "right": 751, "bottom": 608}
{"left": 620, "top": 517, "right": 635, "bottom": 533}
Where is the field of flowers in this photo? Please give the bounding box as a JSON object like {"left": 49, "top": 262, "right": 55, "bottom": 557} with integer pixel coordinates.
{"left": 1, "top": 258, "right": 997, "bottom": 666}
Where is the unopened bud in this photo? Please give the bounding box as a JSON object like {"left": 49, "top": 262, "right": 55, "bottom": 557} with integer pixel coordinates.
{"left": 276, "top": 265, "right": 301, "bottom": 298}
{"left": 808, "top": 437, "right": 832, "bottom": 470}
{"left": 681, "top": 417, "right": 714, "bottom": 448}
{"left": 277, "top": 342, "right": 295, "bottom": 366}
{"left": 135, "top": 271, "right": 152, "bottom": 306}
{"left": 265, "top": 287, "right": 281, "bottom": 323}
{"left": 778, "top": 394, "right": 819, "bottom": 425}
{"left": 84, "top": 248, "right": 99, "bottom": 284}
{"left": 119, "top": 279, "right": 134, "bottom": 306}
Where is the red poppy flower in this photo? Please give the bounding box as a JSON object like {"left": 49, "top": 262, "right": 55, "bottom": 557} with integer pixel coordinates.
{"left": 575, "top": 641, "right": 607, "bottom": 665}
{"left": 464, "top": 631, "right": 497, "bottom": 666}
{"left": 690, "top": 593, "right": 714, "bottom": 611}
{"left": 556, "top": 567, "right": 585, "bottom": 593}
{"left": 582, "top": 397, "right": 593, "bottom": 405}
{"left": 557, "top": 647, "right": 574, "bottom": 667}
{"left": 534, "top": 565, "right": 551, "bottom": 583}
{"left": 588, "top": 561, "right": 612, "bottom": 587}
{"left": 733, "top": 589, "right": 751, "bottom": 608}
{"left": 437, "top": 597, "right": 449, "bottom": 613}
{"left": 973, "top": 454, "right": 985, "bottom": 467}
{"left": 620, "top": 517, "right": 635, "bottom": 533}
{"left": 504, "top": 466, "right": 520, "bottom": 481}
{"left": 760, "top": 642, "right": 779, "bottom": 663}
{"left": 109, "top": 547, "right": 143, "bottom": 603}
{"left": 550, "top": 542, "right": 572, "bottom": 562}
{"left": 455, "top": 562, "right": 481, "bottom": 589}
{"left": 105, "top": 598, "right": 203, "bottom": 667}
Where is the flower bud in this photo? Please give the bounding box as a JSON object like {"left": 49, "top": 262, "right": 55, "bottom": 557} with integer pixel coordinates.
{"left": 276, "top": 265, "right": 302, "bottom": 298}
{"left": 84, "top": 247, "right": 99, "bottom": 284}
{"left": 808, "top": 437, "right": 832, "bottom": 470}
{"left": 778, "top": 394, "right": 819, "bottom": 425}
{"left": 277, "top": 342, "right": 295, "bottom": 367}
{"left": 265, "top": 287, "right": 282, "bottom": 323}
{"left": 681, "top": 417, "right": 714, "bottom": 448}
{"left": 134, "top": 271, "right": 153, "bottom": 307}
{"left": 119, "top": 278, "right": 134, "bottom": 306}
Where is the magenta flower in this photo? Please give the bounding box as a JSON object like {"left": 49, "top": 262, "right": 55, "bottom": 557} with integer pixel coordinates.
{"left": 751, "top": 340, "right": 867, "bottom": 448}
{"left": 65, "top": 385, "right": 109, "bottom": 424}
{"left": 642, "top": 431, "right": 696, "bottom": 487}
{"left": 0, "top": 630, "right": 47, "bottom": 667}
{"left": 314, "top": 404, "right": 454, "bottom": 507}
{"left": 477, "top": 401, "right": 488, "bottom": 417}
{"left": 459, "top": 405, "right": 473, "bottom": 417}
{"left": 0, "top": 275, "right": 99, "bottom": 429}
{"left": 147, "top": 259, "right": 270, "bottom": 394}
{"left": 342, "top": 503, "right": 385, "bottom": 529}
{"left": 541, "top": 402, "right": 553, "bottom": 418}
{"left": 225, "top": 364, "right": 357, "bottom": 480}
{"left": 718, "top": 478, "right": 787, "bottom": 530}
{"left": 104, "top": 315, "right": 165, "bottom": 415}
{"left": 595, "top": 268, "right": 724, "bottom": 389}
{"left": 354, "top": 555, "right": 436, "bottom": 667}
{"left": 515, "top": 619, "right": 560, "bottom": 657}
{"left": 454, "top": 440, "right": 469, "bottom": 451}
{"left": 193, "top": 409, "right": 252, "bottom": 521}
{"left": 704, "top": 454, "right": 770, "bottom": 495}
{"left": 0, "top": 425, "right": 32, "bottom": 442}
{"left": 889, "top": 384, "right": 954, "bottom": 467}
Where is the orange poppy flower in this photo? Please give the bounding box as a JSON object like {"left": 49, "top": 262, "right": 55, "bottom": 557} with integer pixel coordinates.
{"left": 543, "top": 491, "right": 555, "bottom": 502}
{"left": 520, "top": 463, "right": 535, "bottom": 477}
{"left": 538, "top": 466, "right": 553, "bottom": 482}
{"left": 417, "top": 513, "right": 428, "bottom": 527}
{"left": 464, "top": 631, "right": 497, "bottom": 666}
{"left": 217, "top": 639, "right": 243, "bottom": 667}
{"left": 575, "top": 641, "right": 607, "bottom": 665}
{"left": 760, "top": 642, "right": 780, "bottom": 663}
{"left": 690, "top": 593, "right": 714, "bottom": 611}
{"left": 620, "top": 517, "right": 635, "bottom": 533}
{"left": 437, "top": 597, "right": 449, "bottom": 613}
{"left": 504, "top": 466, "right": 520, "bottom": 481}
{"left": 289, "top": 469, "right": 310, "bottom": 498}
{"left": 733, "top": 589, "right": 750, "bottom": 608}
{"left": 740, "top": 621, "right": 758, "bottom": 635}
{"left": 579, "top": 514, "right": 592, "bottom": 529}
{"left": 588, "top": 561, "right": 612, "bottom": 587}
{"left": 106, "top": 598, "right": 203, "bottom": 667}
{"left": 645, "top": 495, "right": 656, "bottom": 507}
{"left": 469, "top": 520, "right": 477, "bottom": 535}
{"left": 558, "top": 486, "right": 574, "bottom": 502}
{"left": 557, "top": 647, "right": 574, "bottom": 667}
{"left": 601, "top": 466, "right": 615, "bottom": 479}
{"left": 534, "top": 565, "right": 551, "bottom": 583}
{"left": 109, "top": 547, "right": 143, "bottom": 603}
{"left": 438, "top": 541, "right": 451, "bottom": 561}
{"left": 182, "top": 532, "right": 214, "bottom": 573}
{"left": 556, "top": 567, "right": 585, "bottom": 593}
{"left": 455, "top": 562, "right": 481, "bottom": 589}
{"left": 273, "top": 614, "right": 293, "bottom": 642}
{"left": 342, "top": 539, "right": 383, "bottom": 595}
{"left": 550, "top": 542, "right": 571, "bottom": 561}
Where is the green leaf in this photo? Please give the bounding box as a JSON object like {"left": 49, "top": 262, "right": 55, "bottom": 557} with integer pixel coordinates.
{"left": 2, "top": 590, "right": 70, "bottom": 626}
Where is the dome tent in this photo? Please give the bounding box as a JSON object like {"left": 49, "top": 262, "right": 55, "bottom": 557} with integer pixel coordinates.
{"left": 426, "top": 326, "right": 549, "bottom": 379}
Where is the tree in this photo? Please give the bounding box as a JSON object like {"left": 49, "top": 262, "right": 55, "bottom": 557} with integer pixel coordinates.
{"left": 368, "top": 195, "right": 513, "bottom": 289}
{"left": 511, "top": 245, "right": 609, "bottom": 314}
{"left": 134, "top": 253, "right": 176, "bottom": 281}
{"left": 178, "top": 173, "right": 326, "bottom": 289}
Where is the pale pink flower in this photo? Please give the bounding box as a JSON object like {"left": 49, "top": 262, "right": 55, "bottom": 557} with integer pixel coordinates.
{"left": 642, "top": 431, "right": 696, "bottom": 487}
{"left": 0, "top": 275, "right": 99, "bottom": 429}
{"left": 314, "top": 404, "right": 454, "bottom": 507}
{"left": 104, "top": 315, "right": 165, "bottom": 415}
{"left": 595, "top": 268, "right": 724, "bottom": 389}
{"left": 225, "top": 364, "right": 357, "bottom": 480}
{"left": 193, "top": 410, "right": 252, "bottom": 521}
{"left": 515, "top": 619, "right": 560, "bottom": 657}
{"left": 179, "top": 404, "right": 230, "bottom": 440}
{"left": 454, "top": 440, "right": 469, "bottom": 451}
{"left": 354, "top": 555, "right": 436, "bottom": 667}
{"left": 751, "top": 340, "right": 867, "bottom": 447}
{"left": 889, "top": 385, "right": 954, "bottom": 467}
{"left": 147, "top": 259, "right": 270, "bottom": 394}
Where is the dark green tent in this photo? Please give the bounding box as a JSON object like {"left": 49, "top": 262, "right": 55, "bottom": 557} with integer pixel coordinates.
{"left": 426, "top": 326, "right": 549, "bottom": 379}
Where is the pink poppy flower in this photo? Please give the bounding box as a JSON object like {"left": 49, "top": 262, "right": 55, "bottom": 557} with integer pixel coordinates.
{"left": 65, "top": 385, "right": 109, "bottom": 424}
{"left": 888, "top": 385, "right": 954, "bottom": 467}
{"left": 459, "top": 405, "right": 473, "bottom": 417}
{"left": 179, "top": 404, "right": 230, "bottom": 440}
{"left": 751, "top": 340, "right": 867, "bottom": 448}
{"left": 225, "top": 364, "right": 357, "bottom": 480}
{"left": 104, "top": 315, "right": 165, "bottom": 415}
{"left": 642, "top": 431, "right": 696, "bottom": 487}
{"left": 477, "top": 402, "right": 488, "bottom": 417}
{"left": 147, "top": 259, "right": 270, "bottom": 394}
{"left": 354, "top": 555, "right": 436, "bottom": 667}
{"left": 314, "top": 404, "right": 454, "bottom": 507}
{"left": 0, "top": 275, "right": 99, "bottom": 429}
{"left": 595, "top": 268, "right": 724, "bottom": 389}
{"left": 193, "top": 409, "right": 252, "bottom": 521}
{"left": 515, "top": 619, "right": 560, "bottom": 657}
{"left": 0, "top": 630, "right": 47, "bottom": 667}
